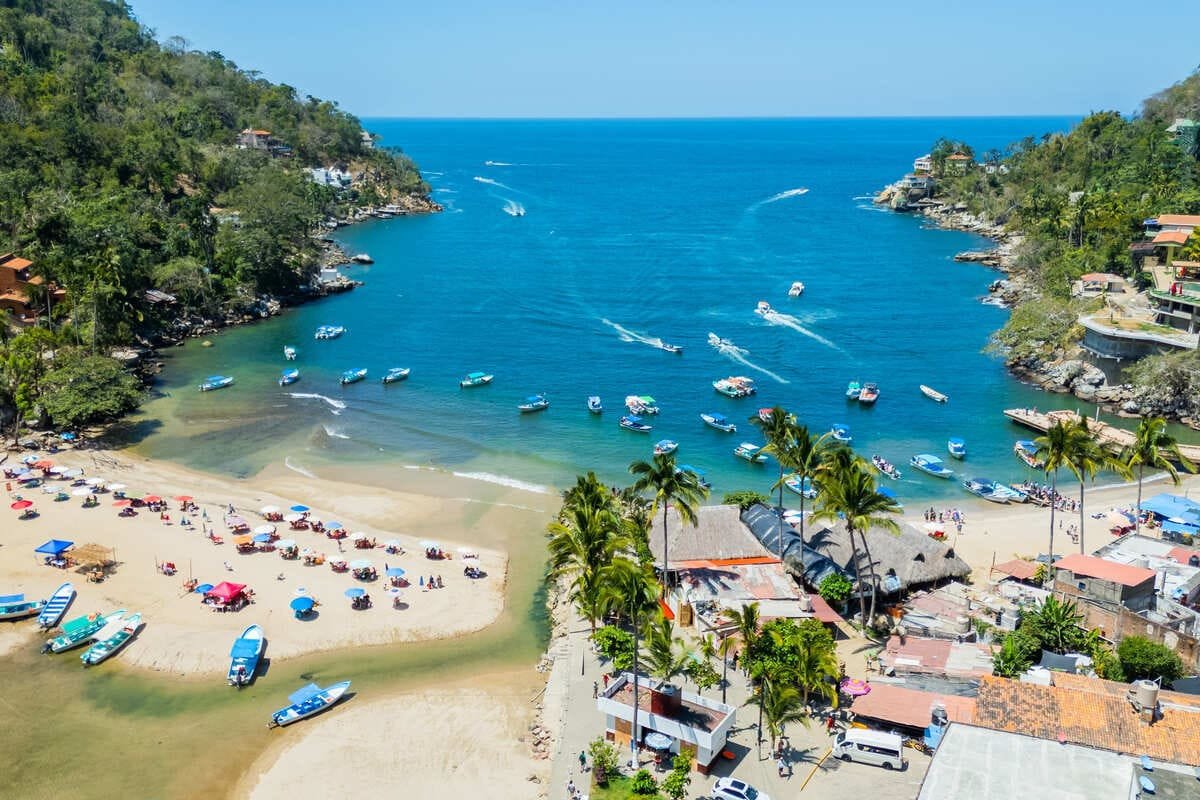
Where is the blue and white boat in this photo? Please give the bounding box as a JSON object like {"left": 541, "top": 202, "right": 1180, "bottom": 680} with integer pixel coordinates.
{"left": 37, "top": 582, "right": 75, "bottom": 629}
{"left": 700, "top": 412, "right": 737, "bottom": 433}
{"left": 314, "top": 325, "right": 346, "bottom": 340}
{"left": 587, "top": 396, "right": 603, "bottom": 414}
{"left": 831, "top": 424, "right": 852, "bottom": 443}
{"left": 339, "top": 368, "right": 367, "bottom": 386}
{"left": 44, "top": 610, "right": 123, "bottom": 653}
{"left": 910, "top": 454, "right": 955, "bottom": 480}
{"left": 228, "top": 624, "right": 265, "bottom": 687}
{"left": 676, "top": 464, "right": 711, "bottom": 490}
{"left": 845, "top": 381, "right": 862, "bottom": 400}
{"left": 460, "top": 371, "right": 494, "bottom": 388}
{"left": 947, "top": 437, "right": 967, "bottom": 459}
{"left": 654, "top": 439, "right": 678, "bottom": 456}
{"left": 1014, "top": 440, "right": 1044, "bottom": 469}
{"left": 382, "top": 367, "right": 410, "bottom": 384}
{"left": 962, "top": 477, "right": 1011, "bottom": 504}
{"left": 784, "top": 474, "right": 817, "bottom": 498}
{"left": 0, "top": 593, "right": 43, "bottom": 621}
{"left": 518, "top": 394, "right": 550, "bottom": 413}
{"left": 279, "top": 368, "right": 300, "bottom": 387}
{"left": 283, "top": 346, "right": 297, "bottom": 360}
{"left": 268, "top": 680, "right": 352, "bottom": 728}
{"left": 81, "top": 612, "right": 142, "bottom": 666}
{"left": 734, "top": 442, "right": 768, "bottom": 463}
{"left": 199, "top": 375, "right": 234, "bottom": 392}
{"left": 619, "top": 415, "right": 652, "bottom": 433}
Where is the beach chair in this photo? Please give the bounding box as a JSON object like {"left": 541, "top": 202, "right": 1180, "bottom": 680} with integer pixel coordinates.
{"left": 210, "top": 534, "right": 224, "bottom": 545}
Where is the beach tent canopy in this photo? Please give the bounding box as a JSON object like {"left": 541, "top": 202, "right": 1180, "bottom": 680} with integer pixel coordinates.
{"left": 1141, "top": 494, "right": 1200, "bottom": 519}
{"left": 252, "top": 533, "right": 273, "bottom": 543}
{"left": 260, "top": 505, "right": 280, "bottom": 515}
{"left": 253, "top": 524, "right": 275, "bottom": 535}
{"left": 205, "top": 582, "right": 247, "bottom": 603}
{"left": 35, "top": 539, "right": 74, "bottom": 555}
{"left": 289, "top": 504, "right": 310, "bottom": 513}
{"left": 289, "top": 597, "right": 314, "bottom": 612}
{"left": 275, "top": 539, "right": 297, "bottom": 549}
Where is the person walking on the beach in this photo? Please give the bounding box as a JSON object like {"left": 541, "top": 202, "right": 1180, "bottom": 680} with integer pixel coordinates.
{"left": 592, "top": 681, "right": 598, "bottom": 698}
{"left": 602, "top": 672, "right": 610, "bottom": 689}
{"left": 579, "top": 750, "right": 587, "bottom": 771}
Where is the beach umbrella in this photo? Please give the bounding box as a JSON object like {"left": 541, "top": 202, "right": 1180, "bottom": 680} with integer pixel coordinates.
{"left": 418, "top": 540, "right": 440, "bottom": 550}
{"left": 325, "top": 521, "right": 343, "bottom": 531}
{"left": 289, "top": 504, "right": 310, "bottom": 513}
{"left": 112, "top": 499, "right": 131, "bottom": 507}
{"left": 275, "top": 538, "right": 297, "bottom": 549}
{"left": 283, "top": 513, "right": 303, "bottom": 523}
{"left": 349, "top": 559, "right": 372, "bottom": 570}
{"left": 299, "top": 547, "right": 315, "bottom": 557}
{"left": 289, "top": 596, "right": 315, "bottom": 612}
{"left": 385, "top": 587, "right": 403, "bottom": 597}
{"left": 840, "top": 678, "right": 872, "bottom": 697}
{"left": 85, "top": 477, "right": 105, "bottom": 486}
{"left": 174, "top": 495, "right": 193, "bottom": 503}
{"left": 46, "top": 465, "right": 64, "bottom": 474}
{"left": 253, "top": 524, "right": 276, "bottom": 536}
{"left": 41, "top": 485, "right": 58, "bottom": 494}
{"left": 144, "top": 495, "right": 162, "bottom": 503}
{"left": 644, "top": 732, "right": 672, "bottom": 751}
{"left": 107, "top": 483, "right": 126, "bottom": 492}
{"left": 10, "top": 500, "right": 33, "bottom": 510}
{"left": 11, "top": 466, "right": 29, "bottom": 475}
{"left": 61, "top": 468, "right": 83, "bottom": 478}
{"left": 385, "top": 567, "right": 406, "bottom": 578}
{"left": 71, "top": 487, "right": 91, "bottom": 497}
{"left": 260, "top": 505, "right": 281, "bottom": 515}
{"left": 253, "top": 533, "right": 273, "bottom": 543}
{"left": 344, "top": 587, "right": 365, "bottom": 598}
{"left": 33, "top": 460, "right": 53, "bottom": 469}
{"left": 34, "top": 539, "right": 74, "bottom": 556}
{"left": 194, "top": 583, "right": 214, "bottom": 594}
{"left": 349, "top": 532, "right": 368, "bottom": 541}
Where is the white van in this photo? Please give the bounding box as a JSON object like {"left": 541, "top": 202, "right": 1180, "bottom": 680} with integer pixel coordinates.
{"left": 831, "top": 729, "right": 906, "bottom": 770}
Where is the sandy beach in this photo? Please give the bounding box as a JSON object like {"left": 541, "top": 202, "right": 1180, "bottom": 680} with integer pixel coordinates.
{"left": 0, "top": 447, "right": 513, "bottom": 674}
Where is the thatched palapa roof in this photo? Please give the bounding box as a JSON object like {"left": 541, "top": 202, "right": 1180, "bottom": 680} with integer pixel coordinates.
{"left": 648, "top": 504, "right": 773, "bottom": 566}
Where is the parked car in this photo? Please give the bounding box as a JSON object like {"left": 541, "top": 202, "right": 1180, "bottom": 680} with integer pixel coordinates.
{"left": 711, "top": 777, "right": 770, "bottom": 800}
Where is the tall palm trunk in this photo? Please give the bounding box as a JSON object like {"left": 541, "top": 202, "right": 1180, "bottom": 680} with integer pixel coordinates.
{"left": 660, "top": 503, "right": 669, "bottom": 597}
{"left": 861, "top": 528, "right": 880, "bottom": 626}
{"left": 1135, "top": 464, "right": 1144, "bottom": 535}
{"left": 1046, "top": 470, "right": 1057, "bottom": 587}
{"left": 798, "top": 474, "right": 806, "bottom": 552}
{"left": 851, "top": 524, "right": 869, "bottom": 626}
{"left": 1078, "top": 479, "right": 1086, "bottom": 554}
{"left": 720, "top": 637, "right": 729, "bottom": 704}
{"left": 777, "top": 464, "right": 785, "bottom": 562}
{"left": 631, "top": 605, "right": 641, "bottom": 757}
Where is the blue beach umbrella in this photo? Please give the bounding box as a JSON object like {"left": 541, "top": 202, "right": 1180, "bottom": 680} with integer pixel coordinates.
{"left": 34, "top": 539, "right": 74, "bottom": 556}
{"left": 194, "top": 583, "right": 214, "bottom": 594}
{"left": 385, "top": 567, "right": 406, "bottom": 578}
{"left": 289, "top": 504, "right": 310, "bottom": 513}
{"left": 253, "top": 533, "right": 272, "bottom": 543}
{"left": 325, "top": 521, "right": 343, "bottom": 531}
{"left": 290, "top": 596, "right": 315, "bottom": 612}
{"left": 344, "top": 587, "right": 365, "bottom": 598}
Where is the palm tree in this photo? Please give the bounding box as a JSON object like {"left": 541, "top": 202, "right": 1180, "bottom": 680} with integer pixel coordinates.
{"left": 1122, "top": 417, "right": 1196, "bottom": 534}
{"left": 753, "top": 407, "right": 798, "bottom": 561}
{"left": 600, "top": 557, "right": 661, "bottom": 755}
{"left": 1034, "top": 420, "right": 1092, "bottom": 583}
{"left": 559, "top": 471, "right": 612, "bottom": 519}
{"left": 812, "top": 458, "right": 900, "bottom": 628}
{"left": 787, "top": 427, "right": 833, "bottom": 556}
{"left": 641, "top": 617, "right": 694, "bottom": 687}
{"left": 1023, "top": 595, "right": 1085, "bottom": 654}
{"left": 547, "top": 502, "right": 632, "bottom": 638}
{"left": 755, "top": 676, "right": 810, "bottom": 754}
{"left": 1068, "top": 426, "right": 1129, "bottom": 553}
{"left": 722, "top": 602, "right": 761, "bottom": 677}
{"left": 784, "top": 621, "right": 840, "bottom": 707}
{"left": 716, "top": 631, "right": 738, "bottom": 704}
{"left": 630, "top": 453, "right": 708, "bottom": 596}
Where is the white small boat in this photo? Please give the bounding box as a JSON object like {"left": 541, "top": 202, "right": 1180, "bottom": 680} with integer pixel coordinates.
{"left": 339, "top": 368, "right": 368, "bottom": 385}
{"left": 659, "top": 343, "right": 683, "bottom": 354}
{"left": 947, "top": 437, "right": 967, "bottom": 459}
{"left": 788, "top": 281, "right": 805, "bottom": 297}
{"left": 382, "top": 367, "right": 410, "bottom": 384}
{"left": 279, "top": 368, "right": 300, "bottom": 387}
{"left": 734, "top": 442, "right": 768, "bottom": 463}
{"left": 314, "top": 325, "right": 346, "bottom": 340}
{"left": 920, "top": 385, "right": 948, "bottom": 403}
{"left": 199, "top": 375, "right": 234, "bottom": 392}
{"left": 700, "top": 412, "right": 737, "bottom": 433}
{"left": 268, "top": 680, "right": 351, "bottom": 728}
{"left": 755, "top": 300, "right": 773, "bottom": 317}
{"left": 228, "top": 624, "right": 265, "bottom": 687}
{"left": 587, "top": 396, "right": 603, "bottom": 414}
{"left": 619, "top": 415, "right": 652, "bottom": 433}
{"left": 283, "top": 346, "right": 297, "bottom": 361}
{"left": 37, "top": 582, "right": 75, "bottom": 629}
{"left": 1014, "top": 440, "right": 1044, "bottom": 469}
{"left": 910, "top": 454, "right": 955, "bottom": 480}
{"left": 654, "top": 439, "right": 678, "bottom": 456}
{"left": 518, "top": 394, "right": 550, "bottom": 413}
{"left": 460, "top": 372, "right": 494, "bottom": 388}
{"left": 845, "top": 381, "right": 861, "bottom": 400}
{"left": 871, "top": 455, "right": 901, "bottom": 480}
{"left": 962, "top": 477, "right": 1010, "bottom": 504}
{"left": 784, "top": 474, "right": 817, "bottom": 498}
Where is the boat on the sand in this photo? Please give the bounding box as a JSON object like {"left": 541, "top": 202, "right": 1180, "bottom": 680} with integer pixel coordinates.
{"left": 267, "top": 680, "right": 351, "bottom": 728}
{"left": 228, "top": 624, "right": 265, "bottom": 687}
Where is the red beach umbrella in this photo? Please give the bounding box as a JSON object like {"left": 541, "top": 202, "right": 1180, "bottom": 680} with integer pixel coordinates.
{"left": 112, "top": 499, "right": 132, "bottom": 507}
{"left": 174, "top": 495, "right": 193, "bottom": 502}
{"left": 10, "top": 500, "right": 33, "bottom": 510}
{"left": 32, "top": 460, "right": 54, "bottom": 469}
{"left": 144, "top": 495, "right": 162, "bottom": 503}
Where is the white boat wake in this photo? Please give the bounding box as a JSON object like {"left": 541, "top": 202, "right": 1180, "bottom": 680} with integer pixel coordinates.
{"left": 759, "top": 187, "right": 809, "bottom": 205}
{"left": 322, "top": 424, "right": 350, "bottom": 440}
{"left": 759, "top": 309, "right": 840, "bottom": 351}
{"left": 484, "top": 160, "right": 513, "bottom": 167}
{"left": 502, "top": 199, "right": 526, "bottom": 216}
{"left": 288, "top": 392, "right": 347, "bottom": 412}
{"left": 452, "top": 470, "right": 552, "bottom": 495}
{"left": 601, "top": 318, "right": 668, "bottom": 350}
{"left": 473, "top": 176, "right": 517, "bottom": 192}
{"left": 706, "top": 332, "right": 789, "bottom": 384}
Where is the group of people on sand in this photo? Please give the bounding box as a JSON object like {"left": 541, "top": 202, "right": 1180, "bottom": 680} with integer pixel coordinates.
{"left": 1016, "top": 481, "right": 1075, "bottom": 510}
{"left": 424, "top": 546, "right": 446, "bottom": 560}
{"left": 421, "top": 575, "right": 444, "bottom": 590}
{"left": 923, "top": 507, "right": 967, "bottom": 533}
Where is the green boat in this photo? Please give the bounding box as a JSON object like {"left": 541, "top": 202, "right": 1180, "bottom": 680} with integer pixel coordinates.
{"left": 44, "top": 610, "right": 123, "bottom": 654}
{"left": 81, "top": 612, "right": 141, "bottom": 666}
{"left": 459, "top": 371, "right": 494, "bottom": 388}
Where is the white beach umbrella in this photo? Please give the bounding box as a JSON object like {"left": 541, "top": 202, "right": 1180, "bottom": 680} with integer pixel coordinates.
{"left": 350, "top": 532, "right": 368, "bottom": 541}
{"left": 253, "top": 524, "right": 276, "bottom": 536}
{"left": 294, "top": 587, "right": 308, "bottom": 596}
{"left": 61, "top": 468, "right": 83, "bottom": 478}
{"left": 107, "top": 483, "right": 127, "bottom": 492}
{"left": 85, "top": 477, "right": 106, "bottom": 486}
{"left": 46, "top": 465, "right": 64, "bottom": 474}
{"left": 418, "top": 540, "right": 440, "bottom": 550}
{"left": 275, "top": 539, "right": 297, "bottom": 549}
{"left": 71, "top": 487, "right": 91, "bottom": 497}
{"left": 283, "top": 513, "right": 303, "bottom": 523}
{"left": 260, "top": 505, "right": 281, "bottom": 516}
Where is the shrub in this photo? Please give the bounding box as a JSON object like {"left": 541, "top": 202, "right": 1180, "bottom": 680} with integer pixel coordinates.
{"left": 1117, "top": 636, "right": 1184, "bottom": 683}
{"left": 593, "top": 625, "right": 635, "bottom": 671}
{"left": 587, "top": 737, "right": 620, "bottom": 786}
{"left": 684, "top": 657, "right": 720, "bottom": 692}
{"left": 630, "top": 769, "right": 657, "bottom": 796}
{"left": 722, "top": 490, "right": 769, "bottom": 510}
{"left": 818, "top": 573, "right": 853, "bottom": 605}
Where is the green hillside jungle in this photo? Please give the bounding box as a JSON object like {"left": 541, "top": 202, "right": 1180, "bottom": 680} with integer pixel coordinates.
{"left": 925, "top": 70, "right": 1200, "bottom": 409}
{"left": 0, "top": 0, "right": 432, "bottom": 434}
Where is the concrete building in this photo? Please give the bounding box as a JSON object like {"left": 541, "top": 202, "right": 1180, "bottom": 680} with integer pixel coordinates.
{"left": 596, "top": 672, "right": 736, "bottom": 773}
{"left": 0, "top": 253, "right": 65, "bottom": 324}
{"left": 1053, "top": 553, "right": 1157, "bottom": 612}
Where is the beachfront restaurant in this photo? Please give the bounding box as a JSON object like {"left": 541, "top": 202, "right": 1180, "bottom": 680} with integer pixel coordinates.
{"left": 596, "top": 673, "right": 736, "bottom": 774}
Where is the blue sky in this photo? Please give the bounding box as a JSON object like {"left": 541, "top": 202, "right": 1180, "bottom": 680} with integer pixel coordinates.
{"left": 130, "top": 0, "right": 1199, "bottom": 118}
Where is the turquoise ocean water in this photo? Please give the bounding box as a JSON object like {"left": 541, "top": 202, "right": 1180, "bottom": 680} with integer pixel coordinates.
{"left": 130, "top": 117, "right": 1135, "bottom": 504}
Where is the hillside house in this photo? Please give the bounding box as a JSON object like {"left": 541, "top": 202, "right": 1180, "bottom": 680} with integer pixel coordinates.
{"left": 0, "top": 253, "right": 65, "bottom": 324}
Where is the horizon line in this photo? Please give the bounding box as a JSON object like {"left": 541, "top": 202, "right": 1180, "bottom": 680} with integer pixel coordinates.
{"left": 357, "top": 113, "right": 1089, "bottom": 122}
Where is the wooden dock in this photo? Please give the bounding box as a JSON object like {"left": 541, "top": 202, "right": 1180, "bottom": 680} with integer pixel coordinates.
{"left": 1003, "top": 408, "right": 1200, "bottom": 463}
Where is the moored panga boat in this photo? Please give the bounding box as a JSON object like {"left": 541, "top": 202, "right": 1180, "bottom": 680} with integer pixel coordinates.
{"left": 283, "top": 345, "right": 297, "bottom": 360}
{"left": 784, "top": 474, "right": 817, "bottom": 498}
{"left": 43, "top": 610, "right": 123, "bottom": 654}
{"left": 279, "top": 368, "right": 300, "bottom": 387}
{"left": 338, "top": 368, "right": 367, "bottom": 385}
{"left": 858, "top": 382, "right": 880, "bottom": 404}
{"left": 700, "top": 412, "right": 737, "bottom": 433}
{"left": 713, "top": 376, "right": 756, "bottom": 398}
{"left": 962, "top": 477, "right": 1010, "bottom": 504}
{"left": 0, "top": 593, "right": 43, "bottom": 621}
{"left": 518, "top": 394, "right": 549, "bottom": 413}
{"left": 459, "top": 371, "right": 493, "bottom": 388}
{"left": 37, "top": 582, "right": 75, "bottom": 629}
{"left": 619, "top": 415, "right": 652, "bottom": 433}
{"left": 947, "top": 437, "right": 967, "bottom": 459}
{"left": 920, "top": 384, "right": 948, "bottom": 403}
{"left": 199, "top": 375, "right": 234, "bottom": 392}
{"left": 734, "top": 442, "right": 768, "bottom": 463}
{"left": 382, "top": 367, "right": 410, "bottom": 384}
{"left": 80, "top": 612, "right": 142, "bottom": 666}
{"left": 587, "top": 396, "right": 603, "bottom": 414}
{"left": 871, "top": 455, "right": 901, "bottom": 480}
{"left": 1014, "top": 440, "right": 1044, "bottom": 469}
{"left": 268, "top": 680, "right": 351, "bottom": 728}
{"left": 845, "top": 381, "right": 861, "bottom": 400}
{"left": 910, "top": 453, "right": 955, "bottom": 479}
{"left": 831, "top": 424, "right": 852, "bottom": 443}
{"left": 314, "top": 325, "right": 345, "bottom": 340}
{"left": 228, "top": 624, "right": 265, "bottom": 687}
{"left": 654, "top": 439, "right": 678, "bottom": 456}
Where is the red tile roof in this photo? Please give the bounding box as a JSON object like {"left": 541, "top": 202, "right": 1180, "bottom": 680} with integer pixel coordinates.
{"left": 808, "top": 594, "right": 843, "bottom": 624}
{"left": 1168, "top": 545, "right": 1200, "bottom": 565}
{"left": 947, "top": 153, "right": 971, "bottom": 160}
{"left": 1155, "top": 214, "right": 1200, "bottom": 227}
{"left": 850, "top": 683, "right": 976, "bottom": 729}
{"left": 1153, "top": 230, "right": 1191, "bottom": 246}
{"left": 1053, "top": 553, "right": 1155, "bottom": 587}
{"left": 974, "top": 674, "right": 1200, "bottom": 766}
{"left": 991, "top": 558, "right": 1040, "bottom": 581}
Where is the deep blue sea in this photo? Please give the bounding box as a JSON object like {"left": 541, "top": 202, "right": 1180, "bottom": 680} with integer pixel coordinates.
{"left": 132, "top": 117, "right": 1118, "bottom": 503}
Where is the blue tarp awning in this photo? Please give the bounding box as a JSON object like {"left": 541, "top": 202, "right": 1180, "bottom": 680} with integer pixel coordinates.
{"left": 35, "top": 539, "right": 74, "bottom": 556}
{"left": 1162, "top": 520, "right": 1200, "bottom": 535}
{"left": 1141, "top": 494, "right": 1200, "bottom": 519}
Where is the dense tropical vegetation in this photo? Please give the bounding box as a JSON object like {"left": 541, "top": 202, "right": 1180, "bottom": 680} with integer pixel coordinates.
{"left": 0, "top": 0, "right": 432, "bottom": 432}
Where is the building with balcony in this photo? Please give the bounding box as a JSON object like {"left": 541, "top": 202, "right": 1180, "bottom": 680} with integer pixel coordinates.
{"left": 0, "top": 253, "right": 65, "bottom": 324}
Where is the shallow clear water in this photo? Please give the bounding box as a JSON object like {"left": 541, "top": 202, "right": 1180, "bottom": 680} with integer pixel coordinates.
{"left": 131, "top": 116, "right": 1148, "bottom": 504}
